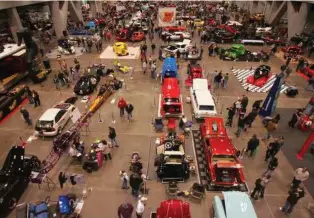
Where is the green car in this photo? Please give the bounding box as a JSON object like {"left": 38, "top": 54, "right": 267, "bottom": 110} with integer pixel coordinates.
{"left": 216, "top": 44, "right": 269, "bottom": 62}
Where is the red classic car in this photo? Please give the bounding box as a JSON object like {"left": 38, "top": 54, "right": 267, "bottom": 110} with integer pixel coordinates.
{"left": 207, "top": 18, "right": 217, "bottom": 26}
{"left": 131, "top": 31, "right": 145, "bottom": 42}
{"left": 282, "top": 45, "right": 303, "bottom": 60}
{"left": 116, "top": 28, "right": 129, "bottom": 41}
{"left": 218, "top": 24, "right": 238, "bottom": 35}
{"left": 262, "top": 35, "right": 285, "bottom": 46}
{"left": 246, "top": 65, "right": 272, "bottom": 87}
{"left": 93, "top": 18, "right": 105, "bottom": 26}
{"left": 300, "top": 63, "right": 314, "bottom": 78}
{"left": 163, "top": 26, "right": 186, "bottom": 32}
{"left": 200, "top": 117, "right": 247, "bottom": 191}
{"left": 154, "top": 200, "right": 191, "bottom": 218}
{"left": 158, "top": 78, "right": 183, "bottom": 117}
{"left": 185, "top": 63, "right": 203, "bottom": 87}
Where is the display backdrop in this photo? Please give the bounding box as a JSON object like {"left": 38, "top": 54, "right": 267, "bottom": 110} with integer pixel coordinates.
{"left": 158, "top": 7, "right": 176, "bottom": 27}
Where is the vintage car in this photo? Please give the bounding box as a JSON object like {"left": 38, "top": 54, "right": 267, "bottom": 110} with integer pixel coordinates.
{"left": 282, "top": 45, "right": 303, "bottom": 60}
{"left": 214, "top": 30, "right": 236, "bottom": 43}
{"left": 262, "top": 35, "right": 285, "bottom": 46}
{"left": 0, "top": 146, "right": 41, "bottom": 215}
{"left": 218, "top": 25, "right": 238, "bottom": 35}
{"left": 131, "top": 31, "right": 145, "bottom": 42}
{"left": 185, "top": 63, "right": 203, "bottom": 87}
{"left": 200, "top": 117, "right": 247, "bottom": 191}
{"left": 300, "top": 63, "right": 314, "bottom": 78}
{"left": 193, "top": 19, "right": 204, "bottom": 27}
{"left": 163, "top": 26, "right": 186, "bottom": 32}
{"left": 74, "top": 75, "right": 99, "bottom": 95}
{"left": 115, "top": 28, "right": 129, "bottom": 41}
{"left": 256, "top": 27, "right": 272, "bottom": 36}
{"left": 155, "top": 132, "right": 189, "bottom": 182}
{"left": 161, "top": 57, "right": 178, "bottom": 81}
{"left": 246, "top": 65, "right": 272, "bottom": 87}
{"left": 0, "top": 85, "right": 27, "bottom": 121}
{"left": 152, "top": 200, "right": 191, "bottom": 218}
{"left": 216, "top": 44, "right": 269, "bottom": 62}
{"left": 158, "top": 78, "right": 183, "bottom": 117}
{"left": 57, "top": 39, "right": 75, "bottom": 55}
{"left": 35, "top": 102, "right": 77, "bottom": 136}
{"left": 212, "top": 192, "right": 258, "bottom": 218}
{"left": 113, "top": 42, "right": 129, "bottom": 56}
{"left": 163, "top": 40, "right": 192, "bottom": 57}
{"left": 249, "top": 13, "right": 265, "bottom": 22}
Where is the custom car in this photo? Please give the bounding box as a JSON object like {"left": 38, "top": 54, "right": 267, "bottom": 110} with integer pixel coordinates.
{"left": 0, "top": 85, "right": 27, "bottom": 121}
{"left": 213, "top": 30, "right": 236, "bottom": 43}
{"left": 193, "top": 19, "right": 205, "bottom": 27}
{"left": 246, "top": 65, "right": 272, "bottom": 87}
{"left": 113, "top": 42, "right": 129, "bottom": 56}
{"left": 185, "top": 63, "right": 203, "bottom": 87}
{"left": 115, "top": 28, "right": 129, "bottom": 41}
{"left": 0, "top": 146, "right": 41, "bottom": 215}
{"left": 131, "top": 31, "right": 145, "bottom": 42}
{"left": 200, "top": 117, "right": 247, "bottom": 191}
{"left": 57, "top": 39, "right": 75, "bottom": 55}
{"left": 216, "top": 44, "right": 269, "bottom": 62}
{"left": 282, "top": 45, "right": 303, "bottom": 60}
{"left": 74, "top": 75, "right": 99, "bottom": 96}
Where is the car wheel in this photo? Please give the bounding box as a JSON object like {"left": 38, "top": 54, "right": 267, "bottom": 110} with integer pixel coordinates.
{"left": 8, "top": 198, "right": 17, "bottom": 210}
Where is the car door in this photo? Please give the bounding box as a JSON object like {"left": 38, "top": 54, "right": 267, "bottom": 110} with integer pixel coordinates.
{"left": 54, "top": 110, "right": 67, "bottom": 130}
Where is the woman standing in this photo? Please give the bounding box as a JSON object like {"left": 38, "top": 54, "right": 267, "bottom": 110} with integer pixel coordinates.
{"left": 109, "top": 126, "right": 119, "bottom": 147}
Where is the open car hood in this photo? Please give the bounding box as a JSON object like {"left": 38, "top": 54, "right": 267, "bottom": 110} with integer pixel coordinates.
{"left": 1, "top": 146, "right": 25, "bottom": 175}
{"left": 216, "top": 162, "right": 243, "bottom": 169}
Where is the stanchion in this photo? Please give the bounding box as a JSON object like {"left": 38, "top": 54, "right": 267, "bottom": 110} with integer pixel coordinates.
{"left": 98, "top": 110, "right": 103, "bottom": 123}
{"left": 220, "top": 103, "right": 224, "bottom": 114}
{"left": 111, "top": 112, "right": 116, "bottom": 124}
{"left": 124, "top": 82, "right": 127, "bottom": 91}
{"left": 153, "top": 96, "right": 156, "bottom": 108}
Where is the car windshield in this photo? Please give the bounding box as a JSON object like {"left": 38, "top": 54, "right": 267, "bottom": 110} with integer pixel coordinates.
{"left": 199, "top": 105, "right": 214, "bottom": 111}
{"left": 36, "top": 120, "right": 53, "bottom": 128}
{"left": 212, "top": 154, "right": 236, "bottom": 162}
{"left": 164, "top": 98, "right": 180, "bottom": 103}
{"left": 167, "top": 46, "right": 177, "bottom": 51}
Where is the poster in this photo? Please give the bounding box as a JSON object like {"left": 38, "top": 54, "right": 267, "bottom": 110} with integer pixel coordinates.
{"left": 158, "top": 7, "right": 176, "bottom": 27}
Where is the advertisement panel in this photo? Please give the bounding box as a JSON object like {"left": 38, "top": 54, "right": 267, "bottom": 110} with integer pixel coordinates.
{"left": 158, "top": 7, "right": 176, "bottom": 27}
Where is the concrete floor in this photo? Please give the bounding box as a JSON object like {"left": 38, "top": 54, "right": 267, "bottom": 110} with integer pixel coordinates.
{"left": 1, "top": 33, "right": 314, "bottom": 218}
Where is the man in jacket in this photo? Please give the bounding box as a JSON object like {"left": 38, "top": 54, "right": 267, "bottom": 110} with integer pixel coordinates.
{"left": 246, "top": 134, "right": 259, "bottom": 157}
{"left": 125, "top": 104, "right": 134, "bottom": 122}
{"left": 20, "top": 108, "right": 32, "bottom": 126}
{"left": 118, "top": 203, "right": 133, "bottom": 218}
{"left": 244, "top": 109, "right": 258, "bottom": 130}
{"left": 263, "top": 157, "right": 278, "bottom": 176}
{"left": 280, "top": 185, "right": 305, "bottom": 215}
{"left": 264, "top": 138, "right": 281, "bottom": 161}
{"left": 129, "top": 173, "right": 143, "bottom": 197}
{"left": 235, "top": 116, "right": 245, "bottom": 137}
{"left": 226, "top": 107, "right": 235, "bottom": 127}
{"left": 118, "top": 98, "right": 127, "bottom": 118}
{"left": 241, "top": 95, "right": 249, "bottom": 110}
{"left": 291, "top": 167, "right": 309, "bottom": 189}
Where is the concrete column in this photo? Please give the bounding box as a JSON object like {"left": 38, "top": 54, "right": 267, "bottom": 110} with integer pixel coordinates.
{"left": 90, "top": 1, "right": 97, "bottom": 18}
{"left": 49, "top": 1, "right": 69, "bottom": 39}
{"left": 69, "top": 0, "right": 83, "bottom": 23}
{"left": 287, "top": 2, "right": 309, "bottom": 39}
{"left": 268, "top": 1, "right": 287, "bottom": 25}
{"left": 7, "top": 7, "right": 22, "bottom": 43}
{"left": 264, "top": 1, "right": 273, "bottom": 22}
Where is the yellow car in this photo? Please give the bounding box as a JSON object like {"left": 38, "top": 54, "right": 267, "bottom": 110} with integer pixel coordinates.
{"left": 193, "top": 19, "right": 204, "bottom": 27}
{"left": 113, "top": 42, "right": 129, "bottom": 56}
{"left": 250, "top": 13, "right": 265, "bottom": 21}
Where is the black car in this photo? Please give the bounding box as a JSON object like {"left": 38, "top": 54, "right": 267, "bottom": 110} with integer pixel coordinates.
{"left": 0, "top": 146, "right": 41, "bottom": 215}
{"left": 74, "top": 75, "right": 99, "bottom": 95}
{"left": 214, "top": 30, "right": 236, "bottom": 43}
{"left": 0, "top": 85, "right": 27, "bottom": 121}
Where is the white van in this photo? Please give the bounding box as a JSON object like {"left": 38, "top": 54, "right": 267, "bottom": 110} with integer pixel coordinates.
{"left": 190, "top": 79, "right": 217, "bottom": 119}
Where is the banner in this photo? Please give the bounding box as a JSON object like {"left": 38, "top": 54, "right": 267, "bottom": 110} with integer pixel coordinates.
{"left": 158, "top": 7, "right": 176, "bottom": 27}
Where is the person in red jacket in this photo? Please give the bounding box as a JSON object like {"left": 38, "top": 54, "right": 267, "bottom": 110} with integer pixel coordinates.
{"left": 118, "top": 97, "right": 127, "bottom": 118}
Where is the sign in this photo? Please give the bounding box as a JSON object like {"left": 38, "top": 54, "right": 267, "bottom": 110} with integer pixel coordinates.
{"left": 71, "top": 107, "right": 81, "bottom": 124}
{"left": 158, "top": 7, "right": 176, "bottom": 27}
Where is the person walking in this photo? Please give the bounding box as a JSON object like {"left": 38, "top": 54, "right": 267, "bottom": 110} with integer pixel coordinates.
{"left": 288, "top": 109, "right": 302, "bottom": 128}
{"left": 263, "top": 119, "right": 278, "bottom": 140}
{"left": 214, "top": 72, "right": 223, "bottom": 89}
{"left": 251, "top": 175, "right": 271, "bottom": 200}
{"left": 129, "top": 173, "right": 143, "bottom": 197}
{"left": 235, "top": 116, "right": 245, "bottom": 137}
{"left": 280, "top": 185, "right": 305, "bottom": 215}
{"left": 32, "top": 90, "right": 41, "bottom": 107}
{"left": 222, "top": 73, "right": 229, "bottom": 88}
{"left": 125, "top": 103, "right": 134, "bottom": 122}
{"left": 53, "top": 74, "right": 60, "bottom": 90}
{"left": 291, "top": 167, "right": 309, "bottom": 189}
{"left": 118, "top": 97, "right": 127, "bottom": 118}
{"left": 142, "top": 61, "right": 147, "bottom": 74}
{"left": 25, "top": 86, "right": 34, "bottom": 104}
{"left": 108, "top": 126, "right": 119, "bottom": 147}
{"left": 296, "top": 57, "right": 305, "bottom": 72}
{"left": 20, "top": 108, "right": 32, "bottom": 126}
{"left": 151, "top": 43, "right": 156, "bottom": 54}
{"left": 243, "top": 109, "right": 258, "bottom": 130}
{"left": 120, "top": 170, "right": 129, "bottom": 189}
{"left": 102, "top": 140, "right": 112, "bottom": 160}
{"left": 151, "top": 61, "right": 156, "bottom": 79}
{"left": 241, "top": 95, "right": 249, "bottom": 110}
{"left": 246, "top": 134, "right": 260, "bottom": 157}
{"left": 234, "top": 97, "right": 242, "bottom": 116}
{"left": 265, "top": 138, "right": 281, "bottom": 161}
{"left": 263, "top": 157, "right": 278, "bottom": 177}
{"left": 226, "top": 106, "right": 235, "bottom": 127}
{"left": 135, "top": 196, "right": 147, "bottom": 218}
{"left": 118, "top": 203, "right": 133, "bottom": 218}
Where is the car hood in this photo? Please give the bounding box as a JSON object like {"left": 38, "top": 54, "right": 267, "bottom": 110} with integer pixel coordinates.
{"left": 215, "top": 162, "right": 243, "bottom": 169}
{"left": 0, "top": 146, "right": 25, "bottom": 175}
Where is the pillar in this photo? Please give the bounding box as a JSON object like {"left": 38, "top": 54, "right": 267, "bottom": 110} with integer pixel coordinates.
{"left": 49, "top": 1, "right": 69, "bottom": 39}
{"left": 90, "top": 1, "right": 97, "bottom": 18}
{"left": 7, "top": 7, "right": 22, "bottom": 43}
{"left": 287, "top": 2, "right": 309, "bottom": 39}
{"left": 264, "top": 1, "right": 273, "bottom": 22}
{"left": 268, "top": 1, "right": 287, "bottom": 25}
{"left": 69, "top": 1, "right": 83, "bottom": 23}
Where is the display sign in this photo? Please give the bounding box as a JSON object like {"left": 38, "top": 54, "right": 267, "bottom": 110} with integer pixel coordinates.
{"left": 158, "top": 7, "right": 176, "bottom": 27}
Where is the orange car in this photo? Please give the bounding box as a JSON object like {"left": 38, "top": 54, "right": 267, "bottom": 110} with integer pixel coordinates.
{"left": 131, "top": 31, "right": 145, "bottom": 42}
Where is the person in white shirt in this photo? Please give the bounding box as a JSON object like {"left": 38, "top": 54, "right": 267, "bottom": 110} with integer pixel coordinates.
{"left": 136, "top": 196, "right": 147, "bottom": 218}
{"left": 292, "top": 167, "right": 309, "bottom": 189}
{"left": 120, "top": 170, "right": 129, "bottom": 189}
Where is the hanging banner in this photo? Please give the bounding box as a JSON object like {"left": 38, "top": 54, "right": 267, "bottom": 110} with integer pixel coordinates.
{"left": 158, "top": 7, "right": 176, "bottom": 27}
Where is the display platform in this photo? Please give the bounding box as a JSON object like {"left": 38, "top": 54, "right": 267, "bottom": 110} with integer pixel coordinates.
{"left": 232, "top": 68, "right": 290, "bottom": 93}
{"left": 275, "top": 51, "right": 313, "bottom": 65}
{"left": 100, "top": 46, "right": 140, "bottom": 59}
{"left": 46, "top": 46, "right": 84, "bottom": 59}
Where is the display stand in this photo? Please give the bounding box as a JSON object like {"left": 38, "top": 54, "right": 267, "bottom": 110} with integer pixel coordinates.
{"left": 30, "top": 171, "right": 56, "bottom": 191}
